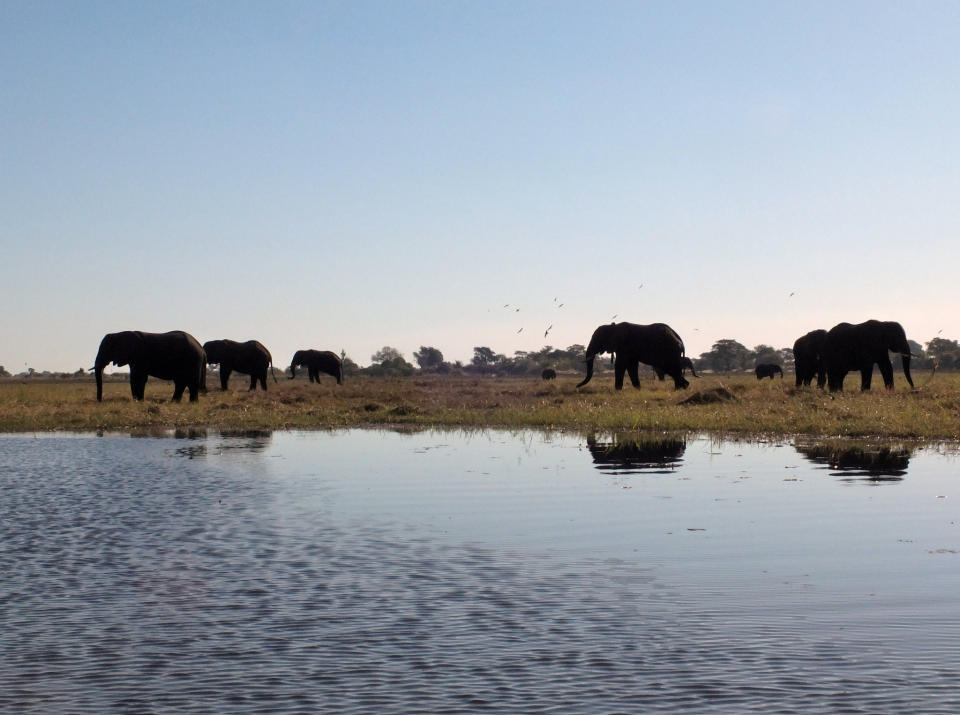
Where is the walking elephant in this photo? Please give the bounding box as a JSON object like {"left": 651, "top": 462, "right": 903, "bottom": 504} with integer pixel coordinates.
{"left": 793, "top": 329, "right": 827, "bottom": 388}
{"left": 289, "top": 349, "right": 343, "bottom": 384}
{"left": 822, "top": 320, "right": 914, "bottom": 392}
{"left": 203, "top": 339, "right": 276, "bottom": 391}
{"left": 93, "top": 330, "right": 206, "bottom": 402}
{"left": 755, "top": 363, "right": 783, "bottom": 380}
{"left": 577, "top": 322, "right": 696, "bottom": 390}
{"left": 541, "top": 368, "right": 557, "bottom": 381}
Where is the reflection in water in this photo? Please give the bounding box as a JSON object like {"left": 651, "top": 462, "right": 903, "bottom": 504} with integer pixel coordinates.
{"left": 794, "top": 439, "right": 915, "bottom": 482}
{"left": 173, "top": 430, "right": 273, "bottom": 460}
{"left": 586, "top": 432, "right": 686, "bottom": 474}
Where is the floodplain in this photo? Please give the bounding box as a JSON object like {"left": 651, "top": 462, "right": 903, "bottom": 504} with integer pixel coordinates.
{"left": 1, "top": 370, "right": 958, "bottom": 439}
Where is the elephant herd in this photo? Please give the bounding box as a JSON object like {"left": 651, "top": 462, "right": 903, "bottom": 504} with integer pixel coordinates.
{"left": 571, "top": 318, "right": 914, "bottom": 394}
{"left": 93, "top": 331, "right": 342, "bottom": 402}
{"left": 93, "top": 318, "right": 914, "bottom": 403}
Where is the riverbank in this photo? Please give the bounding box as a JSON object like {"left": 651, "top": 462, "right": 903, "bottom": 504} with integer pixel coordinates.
{"left": 0, "top": 372, "right": 956, "bottom": 438}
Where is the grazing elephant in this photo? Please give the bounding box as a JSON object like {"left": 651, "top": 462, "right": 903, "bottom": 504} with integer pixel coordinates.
{"left": 793, "top": 329, "right": 827, "bottom": 388}
{"left": 755, "top": 363, "right": 783, "bottom": 380}
{"left": 577, "top": 322, "right": 696, "bottom": 390}
{"left": 290, "top": 349, "right": 343, "bottom": 384}
{"left": 541, "top": 368, "right": 557, "bottom": 381}
{"left": 822, "top": 320, "right": 914, "bottom": 392}
{"left": 94, "top": 330, "right": 205, "bottom": 402}
{"left": 203, "top": 339, "right": 276, "bottom": 391}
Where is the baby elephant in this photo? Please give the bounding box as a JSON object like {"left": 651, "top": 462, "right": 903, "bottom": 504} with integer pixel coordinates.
{"left": 755, "top": 363, "right": 784, "bottom": 380}
{"left": 541, "top": 368, "right": 557, "bottom": 381}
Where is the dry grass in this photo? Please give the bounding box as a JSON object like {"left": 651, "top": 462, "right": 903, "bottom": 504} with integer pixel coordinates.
{"left": 1, "top": 371, "right": 959, "bottom": 439}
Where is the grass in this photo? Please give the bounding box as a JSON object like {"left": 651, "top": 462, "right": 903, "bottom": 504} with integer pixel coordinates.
{"left": 2, "top": 370, "right": 959, "bottom": 439}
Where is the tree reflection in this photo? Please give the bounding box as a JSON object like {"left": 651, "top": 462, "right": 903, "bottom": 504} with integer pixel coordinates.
{"left": 586, "top": 433, "right": 686, "bottom": 475}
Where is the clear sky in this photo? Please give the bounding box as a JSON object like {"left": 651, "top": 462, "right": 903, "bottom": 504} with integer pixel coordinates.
{"left": 3, "top": 1, "right": 959, "bottom": 372}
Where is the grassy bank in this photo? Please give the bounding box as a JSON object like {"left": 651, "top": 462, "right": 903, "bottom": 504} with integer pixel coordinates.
{"left": 1, "top": 371, "right": 958, "bottom": 439}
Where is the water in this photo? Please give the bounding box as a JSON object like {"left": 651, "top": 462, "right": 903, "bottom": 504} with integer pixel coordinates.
{"left": 2, "top": 429, "right": 960, "bottom": 713}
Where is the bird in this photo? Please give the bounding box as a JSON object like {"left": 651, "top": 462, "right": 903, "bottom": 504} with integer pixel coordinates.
{"left": 638, "top": 283, "right": 644, "bottom": 289}
{"left": 517, "top": 327, "right": 523, "bottom": 333}
{"left": 558, "top": 303, "right": 564, "bottom": 308}
{"left": 611, "top": 314, "right": 617, "bottom": 320}
{"left": 544, "top": 324, "right": 553, "bottom": 338}
{"left": 789, "top": 292, "right": 795, "bottom": 297}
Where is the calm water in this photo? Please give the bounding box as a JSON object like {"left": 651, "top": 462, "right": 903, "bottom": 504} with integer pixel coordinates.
{"left": 2, "top": 429, "right": 960, "bottom": 713}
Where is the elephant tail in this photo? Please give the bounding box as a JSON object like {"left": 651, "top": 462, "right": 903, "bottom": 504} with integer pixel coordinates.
{"left": 270, "top": 363, "right": 278, "bottom": 383}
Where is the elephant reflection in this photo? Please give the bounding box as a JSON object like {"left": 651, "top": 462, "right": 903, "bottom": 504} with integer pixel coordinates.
{"left": 586, "top": 433, "right": 686, "bottom": 474}
{"left": 794, "top": 439, "right": 915, "bottom": 482}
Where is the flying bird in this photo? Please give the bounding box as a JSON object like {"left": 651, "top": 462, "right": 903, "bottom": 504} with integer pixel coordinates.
{"left": 544, "top": 324, "right": 553, "bottom": 338}
{"left": 517, "top": 327, "right": 523, "bottom": 333}
{"left": 611, "top": 314, "right": 617, "bottom": 320}
{"left": 558, "top": 303, "right": 564, "bottom": 308}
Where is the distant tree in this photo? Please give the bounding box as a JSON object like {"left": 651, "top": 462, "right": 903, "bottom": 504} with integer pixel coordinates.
{"left": 926, "top": 338, "right": 959, "bottom": 370}
{"left": 371, "top": 346, "right": 404, "bottom": 365}
{"left": 0, "top": 365, "right": 10, "bottom": 377}
{"left": 777, "top": 348, "right": 795, "bottom": 369}
{"left": 413, "top": 346, "right": 444, "bottom": 370}
{"left": 752, "top": 344, "right": 781, "bottom": 366}
{"left": 701, "top": 339, "right": 751, "bottom": 372}
{"left": 471, "top": 346, "right": 499, "bottom": 367}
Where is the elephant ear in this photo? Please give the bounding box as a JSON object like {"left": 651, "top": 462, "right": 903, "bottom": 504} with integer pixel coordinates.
{"left": 113, "top": 331, "right": 144, "bottom": 367}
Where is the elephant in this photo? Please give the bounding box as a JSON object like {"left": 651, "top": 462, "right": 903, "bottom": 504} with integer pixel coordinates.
{"left": 203, "top": 339, "right": 276, "bottom": 391}
{"left": 289, "top": 349, "right": 343, "bottom": 384}
{"left": 93, "top": 330, "right": 205, "bottom": 402}
{"left": 541, "top": 368, "right": 557, "bottom": 381}
{"left": 793, "top": 329, "right": 828, "bottom": 388}
{"left": 577, "top": 322, "right": 696, "bottom": 390}
{"left": 755, "top": 363, "right": 783, "bottom": 380}
{"left": 822, "top": 320, "right": 914, "bottom": 392}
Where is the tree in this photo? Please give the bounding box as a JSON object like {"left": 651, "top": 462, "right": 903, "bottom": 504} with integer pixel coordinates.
{"left": 698, "top": 339, "right": 751, "bottom": 372}
{"left": 471, "top": 346, "right": 499, "bottom": 367}
{"left": 0, "top": 366, "right": 10, "bottom": 377}
{"left": 926, "top": 338, "right": 959, "bottom": 370}
{"left": 752, "top": 344, "right": 780, "bottom": 366}
{"left": 371, "top": 346, "right": 404, "bottom": 364}
{"left": 413, "top": 346, "right": 444, "bottom": 370}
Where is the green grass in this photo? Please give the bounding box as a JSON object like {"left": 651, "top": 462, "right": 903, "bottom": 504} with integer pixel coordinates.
{"left": 1, "top": 371, "right": 958, "bottom": 439}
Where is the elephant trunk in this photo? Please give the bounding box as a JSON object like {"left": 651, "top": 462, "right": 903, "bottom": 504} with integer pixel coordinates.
{"left": 901, "top": 353, "right": 914, "bottom": 388}
{"left": 289, "top": 364, "right": 296, "bottom": 380}
{"left": 576, "top": 355, "right": 595, "bottom": 388}
{"left": 95, "top": 365, "right": 103, "bottom": 401}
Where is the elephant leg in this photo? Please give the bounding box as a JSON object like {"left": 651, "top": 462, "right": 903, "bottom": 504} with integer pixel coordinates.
{"left": 131, "top": 370, "right": 148, "bottom": 400}
{"left": 220, "top": 368, "right": 231, "bottom": 390}
{"left": 670, "top": 370, "right": 688, "bottom": 389}
{"left": 626, "top": 362, "right": 641, "bottom": 388}
{"left": 877, "top": 357, "right": 895, "bottom": 388}
{"left": 259, "top": 373, "right": 267, "bottom": 391}
{"left": 828, "top": 371, "right": 844, "bottom": 392}
{"left": 614, "top": 359, "right": 626, "bottom": 390}
{"left": 859, "top": 365, "right": 873, "bottom": 391}
{"left": 248, "top": 374, "right": 257, "bottom": 391}
{"left": 816, "top": 369, "right": 826, "bottom": 389}
{"left": 171, "top": 381, "right": 186, "bottom": 402}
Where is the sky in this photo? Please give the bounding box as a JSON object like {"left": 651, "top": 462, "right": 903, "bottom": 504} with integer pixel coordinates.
{"left": 3, "top": 1, "right": 960, "bottom": 372}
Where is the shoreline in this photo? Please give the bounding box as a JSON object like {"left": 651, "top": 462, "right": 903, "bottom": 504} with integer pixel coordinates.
{"left": 1, "top": 373, "right": 957, "bottom": 440}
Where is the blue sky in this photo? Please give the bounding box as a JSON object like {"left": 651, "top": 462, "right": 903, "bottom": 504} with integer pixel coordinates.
{"left": 3, "top": 1, "right": 959, "bottom": 372}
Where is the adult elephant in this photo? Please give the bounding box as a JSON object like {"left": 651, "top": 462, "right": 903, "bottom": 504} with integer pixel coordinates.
{"left": 203, "top": 339, "right": 276, "bottom": 391}
{"left": 541, "top": 368, "right": 557, "bottom": 381}
{"left": 822, "top": 320, "right": 914, "bottom": 392}
{"left": 755, "top": 363, "right": 783, "bottom": 380}
{"left": 289, "top": 350, "right": 343, "bottom": 384}
{"left": 793, "top": 329, "right": 827, "bottom": 388}
{"left": 94, "top": 330, "right": 205, "bottom": 402}
{"left": 577, "top": 322, "right": 696, "bottom": 390}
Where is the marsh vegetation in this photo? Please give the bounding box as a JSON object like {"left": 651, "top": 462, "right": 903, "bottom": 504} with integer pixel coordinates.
{"left": 1, "top": 371, "right": 958, "bottom": 438}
